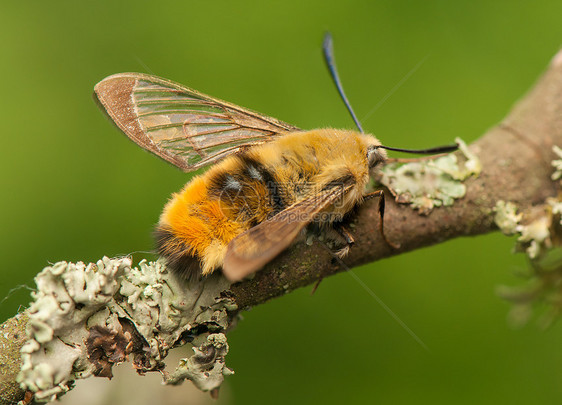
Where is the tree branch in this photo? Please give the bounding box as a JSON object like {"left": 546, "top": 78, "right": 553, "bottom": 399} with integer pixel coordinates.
{"left": 1, "top": 50, "right": 561, "bottom": 405}
{"left": 229, "top": 50, "right": 562, "bottom": 308}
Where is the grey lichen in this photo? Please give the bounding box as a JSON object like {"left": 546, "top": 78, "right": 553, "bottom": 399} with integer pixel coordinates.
{"left": 17, "top": 257, "right": 237, "bottom": 402}
{"left": 378, "top": 138, "right": 481, "bottom": 214}
{"left": 164, "top": 333, "right": 233, "bottom": 392}
{"left": 551, "top": 145, "right": 562, "bottom": 181}
{"left": 492, "top": 145, "right": 562, "bottom": 259}
{"left": 492, "top": 146, "right": 562, "bottom": 259}
{"left": 493, "top": 199, "right": 556, "bottom": 259}
{"left": 516, "top": 215, "right": 552, "bottom": 259}
{"left": 19, "top": 257, "right": 128, "bottom": 401}
{"left": 493, "top": 201, "right": 522, "bottom": 235}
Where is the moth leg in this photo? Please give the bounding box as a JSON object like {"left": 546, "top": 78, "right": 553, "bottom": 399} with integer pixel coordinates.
{"left": 310, "top": 223, "right": 355, "bottom": 295}
{"left": 363, "top": 190, "right": 400, "bottom": 249}
{"left": 332, "top": 222, "right": 355, "bottom": 258}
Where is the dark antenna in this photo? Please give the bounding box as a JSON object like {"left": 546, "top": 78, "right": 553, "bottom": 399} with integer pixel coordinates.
{"left": 323, "top": 32, "right": 364, "bottom": 133}
{"left": 378, "top": 144, "right": 459, "bottom": 155}
{"left": 323, "top": 32, "right": 458, "bottom": 156}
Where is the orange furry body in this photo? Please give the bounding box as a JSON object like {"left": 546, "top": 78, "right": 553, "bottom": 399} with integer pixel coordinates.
{"left": 155, "top": 128, "right": 385, "bottom": 278}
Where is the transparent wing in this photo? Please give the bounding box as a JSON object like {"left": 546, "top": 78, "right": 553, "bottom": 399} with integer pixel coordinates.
{"left": 94, "top": 73, "right": 301, "bottom": 171}
{"left": 222, "top": 183, "right": 354, "bottom": 281}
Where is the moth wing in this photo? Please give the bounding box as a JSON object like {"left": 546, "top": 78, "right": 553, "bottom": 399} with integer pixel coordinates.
{"left": 94, "top": 73, "right": 301, "bottom": 172}
{"left": 223, "top": 183, "right": 354, "bottom": 282}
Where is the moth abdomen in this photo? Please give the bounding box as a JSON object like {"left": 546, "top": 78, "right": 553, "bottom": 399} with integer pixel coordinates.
{"left": 156, "top": 151, "right": 296, "bottom": 278}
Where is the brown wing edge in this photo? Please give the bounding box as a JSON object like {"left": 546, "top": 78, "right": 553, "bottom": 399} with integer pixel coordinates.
{"left": 94, "top": 73, "right": 302, "bottom": 172}
{"left": 222, "top": 184, "right": 354, "bottom": 282}
{"left": 98, "top": 72, "right": 301, "bottom": 132}
{"left": 93, "top": 74, "right": 189, "bottom": 171}
{"left": 222, "top": 221, "right": 305, "bottom": 282}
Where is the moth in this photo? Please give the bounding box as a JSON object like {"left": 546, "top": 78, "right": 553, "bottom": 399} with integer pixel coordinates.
{"left": 94, "top": 33, "right": 457, "bottom": 282}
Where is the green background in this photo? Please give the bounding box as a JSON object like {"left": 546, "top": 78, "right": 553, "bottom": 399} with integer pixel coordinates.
{"left": 1, "top": 1, "right": 562, "bottom": 404}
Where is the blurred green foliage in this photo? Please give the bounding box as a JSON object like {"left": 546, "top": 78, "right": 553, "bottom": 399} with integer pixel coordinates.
{"left": 1, "top": 1, "right": 562, "bottom": 403}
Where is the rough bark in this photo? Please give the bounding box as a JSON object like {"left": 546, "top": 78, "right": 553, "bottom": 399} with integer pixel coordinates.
{"left": 0, "top": 314, "right": 29, "bottom": 405}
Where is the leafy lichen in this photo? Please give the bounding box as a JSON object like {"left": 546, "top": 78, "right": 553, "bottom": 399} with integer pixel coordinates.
{"left": 551, "top": 145, "right": 562, "bottom": 181}
{"left": 493, "top": 201, "right": 522, "bottom": 235}
{"left": 164, "top": 333, "right": 233, "bottom": 392}
{"left": 378, "top": 138, "right": 480, "bottom": 214}
{"left": 17, "top": 257, "right": 237, "bottom": 402}
{"left": 493, "top": 199, "right": 559, "bottom": 260}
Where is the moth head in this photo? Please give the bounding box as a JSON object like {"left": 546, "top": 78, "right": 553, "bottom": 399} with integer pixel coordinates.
{"left": 365, "top": 139, "right": 388, "bottom": 170}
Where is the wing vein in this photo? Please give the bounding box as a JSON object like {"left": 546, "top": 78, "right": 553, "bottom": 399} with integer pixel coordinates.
{"left": 94, "top": 72, "right": 301, "bottom": 171}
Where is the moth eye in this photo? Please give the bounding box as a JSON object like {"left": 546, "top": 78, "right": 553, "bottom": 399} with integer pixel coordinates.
{"left": 367, "top": 147, "right": 384, "bottom": 169}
